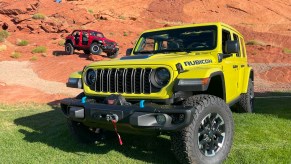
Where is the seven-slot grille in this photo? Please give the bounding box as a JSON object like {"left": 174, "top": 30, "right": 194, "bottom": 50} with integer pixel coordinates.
{"left": 93, "top": 68, "right": 157, "bottom": 94}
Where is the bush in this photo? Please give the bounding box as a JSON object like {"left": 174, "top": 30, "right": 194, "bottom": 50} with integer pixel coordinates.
{"left": 58, "top": 40, "right": 65, "bottom": 46}
{"left": 17, "top": 40, "right": 29, "bottom": 46}
{"left": 10, "top": 52, "right": 21, "bottom": 59}
{"left": 0, "top": 30, "right": 9, "bottom": 42}
{"left": 283, "top": 48, "right": 291, "bottom": 54}
{"left": 88, "top": 9, "right": 93, "bottom": 14}
{"left": 32, "top": 46, "right": 47, "bottom": 53}
{"left": 30, "top": 55, "right": 38, "bottom": 61}
{"left": 245, "top": 40, "right": 265, "bottom": 46}
{"left": 119, "top": 15, "right": 126, "bottom": 20}
{"left": 32, "top": 13, "right": 46, "bottom": 20}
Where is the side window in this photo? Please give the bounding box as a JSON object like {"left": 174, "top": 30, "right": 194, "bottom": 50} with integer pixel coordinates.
{"left": 222, "top": 30, "right": 231, "bottom": 54}
{"left": 233, "top": 34, "right": 241, "bottom": 57}
{"left": 240, "top": 37, "right": 246, "bottom": 58}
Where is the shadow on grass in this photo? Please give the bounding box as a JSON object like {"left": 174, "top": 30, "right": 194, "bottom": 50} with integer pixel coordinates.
{"left": 254, "top": 91, "right": 291, "bottom": 120}
{"left": 14, "top": 106, "right": 178, "bottom": 163}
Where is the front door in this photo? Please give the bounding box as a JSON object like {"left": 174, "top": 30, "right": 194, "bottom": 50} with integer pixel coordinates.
{"left": 221, "top": 29, "right": 240, "bottom": 103}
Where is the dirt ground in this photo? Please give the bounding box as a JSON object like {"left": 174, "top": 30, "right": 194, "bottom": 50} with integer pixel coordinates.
{"left": 0, "top": 0, "right": 291, "bottom": 103}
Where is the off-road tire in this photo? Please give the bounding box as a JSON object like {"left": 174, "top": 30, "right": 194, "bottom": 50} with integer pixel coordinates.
{"left": 67, "top": 92, "right": 102, "bottom": 144}
{"left": 90, "top": 42, "right": 102, "bottom": 55}
{"left": 171, "top": 95, "right": 234, "bottom": 164}
{"left": 65, "top": 42, "right": 74, "bottom": 55}
{"left": 238, "top": 78, "right": 254, "bottom": 113}
{"left": 83, "top": 50, "right": 91, "bottom": 55}
{"left": 106, "top": 50, "right": 118, "bottom": 59}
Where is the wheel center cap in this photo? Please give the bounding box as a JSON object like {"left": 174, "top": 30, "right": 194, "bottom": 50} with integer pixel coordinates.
{"left": 208, "top": 131, "right": 214, "bottom": 137}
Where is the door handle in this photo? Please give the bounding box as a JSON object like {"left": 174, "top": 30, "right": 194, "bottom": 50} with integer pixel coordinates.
{"left": 233, "top": 65, "right": 238, "bottom": 68}
{"left": 241, "top": 65, "right": 245, "bottom": 68}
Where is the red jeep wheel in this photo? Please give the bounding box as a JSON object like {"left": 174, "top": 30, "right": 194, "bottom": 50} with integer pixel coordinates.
{"left": 90, "top": 42, "right": 102, "bottom": 55}
{"left": 65, "top": 43, "right": 74, "bottom": 55}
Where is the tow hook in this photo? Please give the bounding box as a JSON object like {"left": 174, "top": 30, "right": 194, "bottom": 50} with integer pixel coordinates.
{"left": 106, "top": 114, "right": 123, "bottom": 145}
{"left": 106, "top": 114, "right": 119, "bottom": 122}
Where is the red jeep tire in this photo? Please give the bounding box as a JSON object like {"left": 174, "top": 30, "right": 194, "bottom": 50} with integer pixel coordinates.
{"left": 65, "top": 43, "right": 74, "bottom": 55}
{"left": 90, "top": 42, "right": 102, "bottom": 55}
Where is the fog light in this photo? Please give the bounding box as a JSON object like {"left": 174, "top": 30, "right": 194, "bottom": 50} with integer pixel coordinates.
{"left": 156, "top": 114, "right": 166, "bottom": 125}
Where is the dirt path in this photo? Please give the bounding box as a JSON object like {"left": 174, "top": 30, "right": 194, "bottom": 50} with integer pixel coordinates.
{"left": 0, "top": 61, "right": 81, "bottom": 96}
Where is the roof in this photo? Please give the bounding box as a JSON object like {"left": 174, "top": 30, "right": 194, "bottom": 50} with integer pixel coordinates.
{"left": 142, "top": 22, "right": 242, "bottom": 36}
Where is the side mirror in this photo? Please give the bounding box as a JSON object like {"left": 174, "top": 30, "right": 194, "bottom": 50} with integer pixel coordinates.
{"left": 126, "top": 48, "right": 133, "bottom": 56}
{"left": 225, "top": 40, "right": 239, "bottom": 54}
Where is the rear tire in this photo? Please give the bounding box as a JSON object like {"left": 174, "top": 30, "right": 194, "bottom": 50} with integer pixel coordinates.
{"left": 90, "top": 42, "right": 102, "bottom": 55}
{"left": 238, "top": 78, "right": 254, "bottom": 113}
{"left": 171, "top": 95, "right": 234, "bottom": 164}
{"left": 65, "top": 42, "right": 74, "bottom": 55}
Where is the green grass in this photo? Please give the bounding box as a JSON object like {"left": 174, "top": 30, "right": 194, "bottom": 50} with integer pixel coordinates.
{"left": 17, "top": 40, "right": 29, "bottom": 46}
{"left": 32, "top": 46, "right": 47, "bottom": 53}
{"left": 0, "top": 98, "right": 290, "bottom": 163}
{"left": 245, "top": 40, "right": 265, "bottom": 46}
{"left": 0, "top": 30, "right": 9, "bottom": 42}
{"left": 32, "top": 13, "right": 46, "bottom": 20}
{"left": 10, "top": 52, "right": 21, "bottom": 59}
{"left": 283, "top": 48, "right": 291, "bottom": 54}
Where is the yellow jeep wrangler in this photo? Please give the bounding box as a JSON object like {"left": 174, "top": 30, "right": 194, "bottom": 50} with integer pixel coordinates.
{"left": 61, "top": 22, "right": 254, "bottom": 164}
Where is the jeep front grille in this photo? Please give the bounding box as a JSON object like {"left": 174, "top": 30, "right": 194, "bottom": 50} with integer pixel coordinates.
{"left": 93, "top": 68, "right": 159, "bottom": 94}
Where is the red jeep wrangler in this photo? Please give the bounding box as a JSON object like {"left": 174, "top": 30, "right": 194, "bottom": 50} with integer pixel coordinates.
{"left": 65, "top": 30, "right": 119, "bottom": 58}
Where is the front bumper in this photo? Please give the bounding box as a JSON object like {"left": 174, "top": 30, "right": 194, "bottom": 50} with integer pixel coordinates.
{"left": 60, "top": 98, "right": 195, "bottom": 134}
{"left": 101, "top": 45, "right": 119, "bottom": 53}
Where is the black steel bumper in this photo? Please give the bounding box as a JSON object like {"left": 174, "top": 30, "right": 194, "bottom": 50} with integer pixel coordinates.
{"left": 60, "top": 98, "right": 195, "bottom": 134}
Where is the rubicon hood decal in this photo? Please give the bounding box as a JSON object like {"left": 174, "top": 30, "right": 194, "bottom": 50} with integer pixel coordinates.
{"left": 184, "top": 59, "right": 212, "bottom": 66}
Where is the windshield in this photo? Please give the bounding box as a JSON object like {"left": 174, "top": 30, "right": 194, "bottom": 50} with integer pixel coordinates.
{"left": 133, "top": 25, "right": 217, "bottom": 54}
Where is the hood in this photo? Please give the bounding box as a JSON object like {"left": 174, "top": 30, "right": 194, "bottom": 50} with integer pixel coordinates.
{"left": 101, "top": 38, "right": 116, "bottom": 44}
{"left": 87, "top": 51, "right": 217, "bottom": 71}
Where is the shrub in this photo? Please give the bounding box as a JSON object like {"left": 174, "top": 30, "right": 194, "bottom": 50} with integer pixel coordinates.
{"left": 0, "top": 45, "right": 7, "bottom": 51}
{"left": 30, "top": 55, "right": 38, "bottom": 61}
{"left": 88, "top": 9, "right": 93, "bottom": 14}
{"left": 0, "top": 30, "right": 9, "bottom": 42}
{"left": 32, "top": 13, "right": 45, "bottom": 20}
{"left": 58, "top": 40, "right": 65, "bottom": 46}
{"left": 10, "top": 52, "right": 21, "bottom": 59}
{"left": 17, "top": 40, "right": 29, "bottom": 46}
{"left": 32, "top": 46, "right": 47, "bottom": 53}
{"left": 123, "top": 32, "right": 128, "bottom": 36}
{"left": 245, "top": 40, "right": 265, "bottom": 46}
{"left": 119, "top": 15, "right": 126, "bottom": 20}
{"left": 283, "top": 48, "right": 291, "bottom": 54}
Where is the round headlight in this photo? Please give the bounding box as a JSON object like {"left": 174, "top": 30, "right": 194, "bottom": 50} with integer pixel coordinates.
{"left": 151, "top": 68, "right": 170, "bottom": 88}
{"left": 85, "top": 69, "right": 96, "bottom": 85}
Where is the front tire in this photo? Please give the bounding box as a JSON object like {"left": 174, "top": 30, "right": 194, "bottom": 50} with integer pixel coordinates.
{"left": 65, "top": 43, "right": 74, "bottom": 55}
{"left": 238, "top": 78, "right": 254, "bottom": 113}
{"left": 106, "top": 50, "right": 118, "bottom": 58}
{"left": 90, "top": 42, "right": 102, "bottom": 55}
{"left": 67, "top": 92, "right": 102, "bottom": 144}
{"left": 171, "top": 95, "right": 234, "bottom": 164}
{"left": 67, "top": 120, "right": 102, "bottom": 144}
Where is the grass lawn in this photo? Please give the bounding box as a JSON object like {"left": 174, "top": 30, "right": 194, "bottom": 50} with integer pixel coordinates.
{"left": 0, "top": 98, "right": 290, "bottom": 163}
